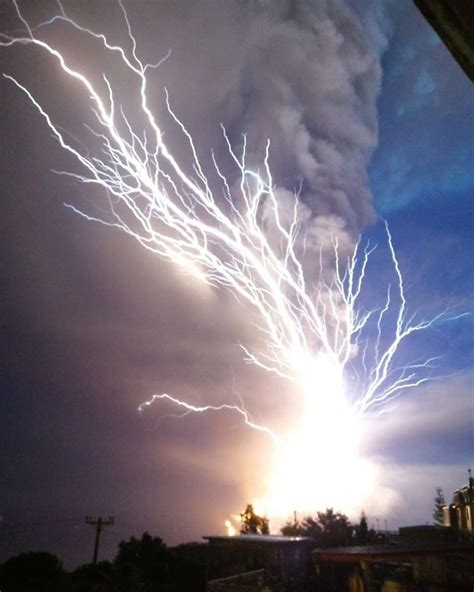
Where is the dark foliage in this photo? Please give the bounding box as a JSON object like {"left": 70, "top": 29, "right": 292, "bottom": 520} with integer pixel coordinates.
{"left": 114, "top": 532, "right": 169, "bottom": 591}
{"left": 355, "top": 511, "right": 369, "bottom": 544}
{"left": 433, "top": 487, "right": 446, "bottom": 527}
{"left": 71, "top": 561, "right": 115, "bottom": 592}
{"left": 0, "top": 534, "right": 208, "bottom": 592}
{"left": 281, "top": 508, "right": 385, "bottom": 548}
{"left": 281, "top": 508, "right": 354, "bottom": 547}
{"left": 353, "top": 511, "right": 381, "bottom": 544}
{"left": 0, "top": 551, "right": 64, "bottom": 592}
{"left": 113, "top": 533, "right": 207, "bottom": 592}
{"left": 309, "top": 508, "right": 353, "bottom": 547}
{"left": 280, "top": 516, "right": 302, "bottom": 537}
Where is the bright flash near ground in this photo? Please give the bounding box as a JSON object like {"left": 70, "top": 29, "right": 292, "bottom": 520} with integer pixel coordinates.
{"left": 1, "top": 1, "right": 461, "bottom": 532}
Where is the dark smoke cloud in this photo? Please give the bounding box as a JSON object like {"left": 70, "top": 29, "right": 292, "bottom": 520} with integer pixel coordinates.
{"left": 121, "top": 0, "right": 384, "bottom": 231}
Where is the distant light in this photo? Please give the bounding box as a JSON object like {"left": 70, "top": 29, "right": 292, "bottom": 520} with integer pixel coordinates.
{"left": 225, "top": 519, "right": 237, "bottom": 537}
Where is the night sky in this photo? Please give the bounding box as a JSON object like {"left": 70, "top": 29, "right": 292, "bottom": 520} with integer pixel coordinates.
{"left": 1, "top": 0, "right": 472, "bottom": 568}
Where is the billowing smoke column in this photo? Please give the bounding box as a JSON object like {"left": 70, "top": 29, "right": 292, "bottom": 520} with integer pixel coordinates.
{"left": 0, "top": 1, "right": 456, "bottom": 522}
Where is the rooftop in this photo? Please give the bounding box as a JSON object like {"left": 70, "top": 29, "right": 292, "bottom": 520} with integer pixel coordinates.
{"left": 313, "top": 541, "right": 474, "bottom": 563}
{"left": 204, "top": 534, "right": 313, "bottom": 545}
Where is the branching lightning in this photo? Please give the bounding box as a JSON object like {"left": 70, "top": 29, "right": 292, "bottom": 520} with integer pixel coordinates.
{"left": 138, "top": 393, "right": 279, "bottom": 441}
{"left": 2, "top": 0, "right": 463, "bottom": 519}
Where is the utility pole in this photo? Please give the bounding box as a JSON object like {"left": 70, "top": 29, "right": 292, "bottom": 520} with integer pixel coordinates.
{"left": 85, "top": 515, "right": 114, "bottom": 564}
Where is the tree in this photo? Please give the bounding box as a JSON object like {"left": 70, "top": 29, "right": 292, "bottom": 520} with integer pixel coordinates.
{"left": 315, "top": 508, "right": 353, "bottom": 547}
{"left": 299, "top": 515, "right": 322, "bottom": 540}
{"left": 114, "top": 532, "right": 169, "bottom": 592}
{"left": 281, "top": 513, "right": 303, "bottom": 536}
{"left": 240, "top": 504, "right": 270, "bottom": 535}
{"left": 0, "top": 552, "right": 64, "bottom": 592}
{"left": 168, "top": 543, "right": 207, "bottom": 592}
{"left": 289, "top": 508, "right": 353, "bottom": 547}
{"left": 71, "top": 560, "right": 115, "bottom": 592}
{"left": 354, "top": 512, "right": 369, "bottom": 544}
{"left": 433, "top": 487, "right": 446, "bottom": 526}
{"left": 353, "top": 511, "right": 379, "bottom": 545}
{"left": 111, "top": 535, "right": 208, "bottom": 592}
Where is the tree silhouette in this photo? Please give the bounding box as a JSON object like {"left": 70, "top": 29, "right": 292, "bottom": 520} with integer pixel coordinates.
{"left": 353, "top": 511, "right": 379, "bottom": 545}
{"left": 355, "top": 512, "right": 368, "bottom": 544}
{"left": 240, "top": 504, "right": 270, "bottom": 535}
{"left": 433, "top": 487, "right": 446, "bottom": 526}
{"left": 0, "top": 536, "right": 207, "bottom": 592}
{"left": 356, "top": 512, "right": 369, "bottom": 545}
{"left": 112, "top": 532, "right": 207, "bottom": 591}
{"left": 315, "top": 508, "right": 353, "bottom": 547}
{"left": 0, "top": 551, "right": 63, "bottom": 592}
{"left": 300, "top": 515, "right": 322, "bottom": 540}
{"left": 71, "top": 560, "right": 115, "bottom": 592}
{"left": 282, "top": 508, "right": 353, "bottom": 547}
{"left": 114, "top": 532, "right": 169, "bottom": 592}
{"left": 281, "top": 514, "right": 302, "bottom": 536}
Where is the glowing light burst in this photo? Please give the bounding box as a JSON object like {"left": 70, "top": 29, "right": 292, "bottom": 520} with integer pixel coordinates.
{"left": 225, "top": 520, "right": 237, "bottom": 537}
{"left": 2, "top": 2, "right": 458, "bottom": 524}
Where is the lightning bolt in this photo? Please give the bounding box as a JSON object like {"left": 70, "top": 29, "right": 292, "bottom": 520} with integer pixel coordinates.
{"left": 138, "top": 394, "right": 279, "bottom": 441}
{"left": 1, "top": 0, "right": 462, "bottom": 440}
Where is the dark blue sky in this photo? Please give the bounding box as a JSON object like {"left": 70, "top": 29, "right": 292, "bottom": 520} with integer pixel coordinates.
{"left": 0, "top": 0, "right": 472, "bottom": 568}
{"left": 368, "top": 2, "right": 472, "bottom": 379}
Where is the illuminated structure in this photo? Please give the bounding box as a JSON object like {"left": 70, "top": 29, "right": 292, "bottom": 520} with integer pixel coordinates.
{"left": 443, "top": 470, "right": 474, "bottom": 532}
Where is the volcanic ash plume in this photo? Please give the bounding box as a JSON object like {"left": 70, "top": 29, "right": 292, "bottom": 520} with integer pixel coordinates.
{"left": 155, "top": 0, "right": 383, "bottom": 232}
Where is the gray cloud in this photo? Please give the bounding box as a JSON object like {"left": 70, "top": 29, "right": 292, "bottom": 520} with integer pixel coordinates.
{"left": 364, "top": 372, "right": 473, "bottom": 460}
{"left": 145, "top": 0, "right": 383, "bottom": 231}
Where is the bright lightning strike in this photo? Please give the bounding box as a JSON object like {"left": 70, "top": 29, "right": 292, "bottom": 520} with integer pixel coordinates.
{"left": 1, "top": 1, "right": 462, "bottom": 523}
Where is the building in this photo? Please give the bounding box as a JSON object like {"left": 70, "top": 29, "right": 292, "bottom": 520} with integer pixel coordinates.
{"left": 313, "top": 538, "right": 474, "bottom": 592}
{"left": 204, "top": 526, "right": 474, "bottom": 591}
{"left": 204, "top": 534, "right": 314, "bottom": 591}
{"left": 443, "top": 470, "right": 474, "bottom": 532}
